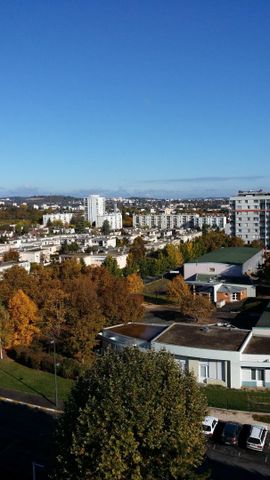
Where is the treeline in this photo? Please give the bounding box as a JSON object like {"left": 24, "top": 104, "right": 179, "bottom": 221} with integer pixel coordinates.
{"left": 125, "top": 231, "right": 263, "bottom": 278}
{"left": 0, "top": 205, "right": 43, "bottom": 224}
{"left": 0, "top": 261, "right": 144, "bottom": 375}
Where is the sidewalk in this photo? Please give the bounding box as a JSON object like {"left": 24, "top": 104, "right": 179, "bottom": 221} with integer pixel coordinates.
{"left": 209, "top": 406, "right": 270, "bottom": 427}
{"left": 0, "top": 386, "right": 62, "bottom": 413}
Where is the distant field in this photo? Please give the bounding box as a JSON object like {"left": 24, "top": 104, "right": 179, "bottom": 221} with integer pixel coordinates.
{"left": 0, "top": 359, "right": 73, "bottom": 404}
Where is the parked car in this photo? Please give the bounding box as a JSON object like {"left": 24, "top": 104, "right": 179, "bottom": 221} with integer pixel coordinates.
{"left": 246, "top": 425, "right": 268, "bottom": 452}
{"left": 202, "top": 416, "right": 219, "bottom": 436}
{"left": 221, "top": 422, "right": 242, "bottom": 446}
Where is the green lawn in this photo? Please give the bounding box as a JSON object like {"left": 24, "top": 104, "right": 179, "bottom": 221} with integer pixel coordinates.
{"left": 143, "top": 293, "right": 176, "bottom": 305}
{"left": 204, "top": 385, "right": 270, "bottom": 413}
{"left": 0, "top": 359, "right": 73, "bottom": 404}
{"left": 143, "top": 278, "right": 170, "bottom": 295}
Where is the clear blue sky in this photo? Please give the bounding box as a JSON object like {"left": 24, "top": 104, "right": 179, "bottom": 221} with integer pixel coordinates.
{"left": 0, "top": 0, "right": 269, "bottom": 198}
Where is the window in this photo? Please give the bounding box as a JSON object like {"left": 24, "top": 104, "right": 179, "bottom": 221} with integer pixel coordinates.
{"left": 209, "top": 268, "right": 215, "bottom": 272}
{"left": 200, "top": 363, "right": 209, "bottom": 380}
{"left": 251, "top": 369, "right": 265, "bottom": 382}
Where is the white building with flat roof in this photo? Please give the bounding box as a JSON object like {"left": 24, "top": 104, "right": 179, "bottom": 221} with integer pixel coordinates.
{"left": 133, "top": 213, "right": 227, "bottom": 231}
{"left": 101, "top": 304, "right": 270, "bottom": 390}
{"left": 43, "top": 213, "right": 73, "bottom": 226}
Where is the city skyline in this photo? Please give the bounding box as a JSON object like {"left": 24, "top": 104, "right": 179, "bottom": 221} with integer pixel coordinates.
{"left": 1, "top": 1, "right": 270, "bottom": 197}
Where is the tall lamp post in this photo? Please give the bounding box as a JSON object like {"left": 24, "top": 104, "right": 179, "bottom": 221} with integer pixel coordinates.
{"left": 50, "top": 339, "right": 58, "bottom": 408}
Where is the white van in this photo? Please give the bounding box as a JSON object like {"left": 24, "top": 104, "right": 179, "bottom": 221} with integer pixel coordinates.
{"left": 246, "top": 425, "right": 267, "bottom": 451}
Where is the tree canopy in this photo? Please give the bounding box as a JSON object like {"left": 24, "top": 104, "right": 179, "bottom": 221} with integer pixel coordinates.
{"left": 0, "top": 262, "right": 144, "bottom": 364}
{"left": 54, "top": 348, "right": 207, "bottom": 480}
{"left": 168, "top": 275, "right": 214, "bottom": 322}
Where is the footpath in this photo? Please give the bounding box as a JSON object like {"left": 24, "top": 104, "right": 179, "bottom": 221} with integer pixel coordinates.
{"left": 209, "top": 406, "right": 270, "bottom": 427}
{"left": 0, "top": 386, "right": 269, "bottom": 421}
{"left": 0, "top": 387, "right": 62, "bottom": 413}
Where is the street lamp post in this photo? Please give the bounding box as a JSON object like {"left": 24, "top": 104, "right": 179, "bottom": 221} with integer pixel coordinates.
{"left": 50, "top": 339, "right": 58, "bottom": 408}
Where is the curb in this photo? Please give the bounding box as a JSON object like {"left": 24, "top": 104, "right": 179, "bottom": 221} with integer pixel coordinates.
{"left": 209, "top": 406, "right": 270, "bottom": 416}
{"left": 0, "top": 395, "right": 63, "bottom": 414}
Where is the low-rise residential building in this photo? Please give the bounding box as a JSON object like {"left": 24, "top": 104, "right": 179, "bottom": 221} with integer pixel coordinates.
{"left": 19, "top": 250, "right": 41, "bottom": 264}
{"left": 184, "top": 247, "right": 263, "bottom": 279}
{"left": 60, "top": 251, "right": 128, "bottom": 269}
{"left": 42, "top": 213, "right": 73, "bottom": 226}
{"left": 183, "top": 247, "right": 263, "bottom": 304}
{"left": 0, "top": 260, "right": 31, "bottom": 275}
{"left": 101, "top": 302, "right": 270, "bottom": 390}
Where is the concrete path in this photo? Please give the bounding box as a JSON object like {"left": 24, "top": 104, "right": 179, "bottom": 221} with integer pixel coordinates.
{"left": 209, "top": 406, "right": 270, "bottom": 428}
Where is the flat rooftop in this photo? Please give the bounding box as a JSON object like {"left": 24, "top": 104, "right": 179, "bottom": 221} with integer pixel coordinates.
{"left": 105, "top": 323, "right": 167, "bottom": 342}
{"left": 154, "top": 323, "right": 249, "bottom": 351}
{"left": 189, "top": 247, "right": 261, "bottom": 266}
{"left": 244, "top": 336, "right": 270, "bottom": 355}
{"left": 187, "top": 273, "right": 254, "bottom": 286}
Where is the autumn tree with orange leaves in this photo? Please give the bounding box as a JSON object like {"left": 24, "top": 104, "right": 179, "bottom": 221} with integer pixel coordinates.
{"left": 126, "top": 273, "right": 144, "bottom": 294}
{"left": 8, "top": 289, "right": 39, "bottom": 346}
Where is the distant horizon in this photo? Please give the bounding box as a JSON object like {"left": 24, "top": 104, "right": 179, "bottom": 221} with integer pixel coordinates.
{"left": 2, "top": 185, "right": 269, "bottom": 201}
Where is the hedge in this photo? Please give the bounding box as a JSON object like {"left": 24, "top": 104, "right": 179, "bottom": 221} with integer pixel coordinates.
{"left": 8, "top": 346, "right": 84, "bottom": 379}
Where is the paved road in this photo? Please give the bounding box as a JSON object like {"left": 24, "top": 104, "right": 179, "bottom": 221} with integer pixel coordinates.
{"left": 204, "top": 420, "right": 270, "bottom": 480}
{"left": 206, "top": 451, "right": 270, "bottom": 480}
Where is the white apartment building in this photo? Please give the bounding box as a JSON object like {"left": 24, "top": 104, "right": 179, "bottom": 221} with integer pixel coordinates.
{"left": 97, "top": 212, "right": 122, "bottom": 230}
{"left": 42, "top": 213, "right": 73, "bottom": 226}
{"left": 84, "top": 194, "right": 122, "bottom": 230}
{"left": 230, "top": 190, "right": 270, "bottom": 248}
{"left": 133, "top": 213, "right": 227, "bottom": 231}
{"left": 84, "top": 195, "right": 106, "bottom": 224}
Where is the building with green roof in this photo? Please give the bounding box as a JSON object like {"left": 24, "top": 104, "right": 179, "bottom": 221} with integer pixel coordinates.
{"left": 184, "top": 247, "right": 263, "bottom": 281}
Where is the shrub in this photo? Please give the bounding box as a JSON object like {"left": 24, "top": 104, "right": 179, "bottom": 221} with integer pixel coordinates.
{"left": 7, "top": 346, "right": 82, "bottom": 379}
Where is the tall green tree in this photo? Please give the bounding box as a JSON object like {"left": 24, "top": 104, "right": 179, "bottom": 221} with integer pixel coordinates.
{"left": 54, "top": 348, "right": 207, "bottom": 480}
{"left": 101, "top": 219, "right": 110, "bottom": 235}
{"left": 102, "top": 255, "right": 121, "bottom": 276}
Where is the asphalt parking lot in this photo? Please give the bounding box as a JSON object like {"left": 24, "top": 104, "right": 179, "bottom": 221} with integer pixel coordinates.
{"left": 206, "top": 420, "right": 270, "bottom": 472}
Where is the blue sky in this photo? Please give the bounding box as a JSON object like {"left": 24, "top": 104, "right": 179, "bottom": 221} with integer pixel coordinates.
{"left": 0, "top": 0, "right": 269, "bottom": 198}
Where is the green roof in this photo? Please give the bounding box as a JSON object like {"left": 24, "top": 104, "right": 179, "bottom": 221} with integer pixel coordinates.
{"left": 255, "top": 302, "right": 270, "bottom": 329}
{"left": 190, "top": 247, "right": 261, "bottom": 266}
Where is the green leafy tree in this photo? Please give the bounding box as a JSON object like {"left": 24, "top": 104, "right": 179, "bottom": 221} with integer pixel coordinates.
{"left": 71, "top": 214, "right": 89, "bottom": 233}
{"left": 54, "top": 348, "right": 207, "bottom": 480}
{"left": 103, "top": 255, "right": 121, "bottom": 276}
{"left": 101, "top": 219, "right": 110, "bottom": 235}
{"left": 163, "top": 244, "right": 184, "bottom": 269}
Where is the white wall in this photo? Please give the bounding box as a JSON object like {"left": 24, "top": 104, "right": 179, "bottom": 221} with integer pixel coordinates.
{"left": 184, "top": 262, "right": 241, "bottom": 280}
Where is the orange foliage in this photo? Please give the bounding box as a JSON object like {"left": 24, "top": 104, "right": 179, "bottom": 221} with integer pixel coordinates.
{"left": 8, "top": 289, "right": 39, "bottom": 346}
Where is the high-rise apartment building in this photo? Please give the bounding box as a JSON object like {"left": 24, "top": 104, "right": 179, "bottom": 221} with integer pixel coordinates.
{"left": 230, "top": 190, "right": 270, "bottom": 248}
{"left": 84, "top": 194, "right": 122, "bottom": 230}
{"left": 84, "top": 195, "right": 106, "bottom": 224}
